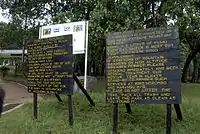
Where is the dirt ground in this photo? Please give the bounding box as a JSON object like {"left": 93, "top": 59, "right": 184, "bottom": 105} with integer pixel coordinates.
{"left": 0, "top": 79, "right": 33, "bottom": 104}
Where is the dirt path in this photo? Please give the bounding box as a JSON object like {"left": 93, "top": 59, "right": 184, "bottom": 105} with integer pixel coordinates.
{"left": 0, "top": 79, "right": 33, "bottom": 104}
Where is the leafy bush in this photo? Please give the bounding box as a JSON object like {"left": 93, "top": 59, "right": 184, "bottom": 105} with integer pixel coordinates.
{"left": 0, "top": 55, "right": 21, "bottom": 60}
{"left": 0, "top": 66, "right": 10, "bottom": 78}
{"left": 15, "top": 62, "right": 27, "bottom": 78}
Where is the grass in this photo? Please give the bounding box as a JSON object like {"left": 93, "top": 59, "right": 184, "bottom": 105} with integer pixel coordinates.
{"left": 0, "top": 82, "right": 200, "bottom": 134}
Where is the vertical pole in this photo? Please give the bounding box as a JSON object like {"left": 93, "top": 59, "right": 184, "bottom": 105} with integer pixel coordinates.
{"left": 84, "top": 21, "right": 89, "bottom": 89}
{"left": 2, "top": 60, "right": 5, "bottom": 66}
{"left": 68, "top": 95, "right": 73, "bottom": 126}
{"left": 166, "top": 104, "right": 172, "bottom": 134}
{"left": 22, "top": 40, "right": 25, "bottom": 62}
{"left": 22, "top": 9, "right": 28, "bottom": 62}
{"left": 125, "top": 103, "right": 131, "bottom": 114}
{"left": 39, "top": 27, "right": 42, "bottom": 39}
{"left": 113, "top": 103, "right": 118, "bottom": 134}
{"left": 33, "top": 93, "right": 38, "bottom": 119}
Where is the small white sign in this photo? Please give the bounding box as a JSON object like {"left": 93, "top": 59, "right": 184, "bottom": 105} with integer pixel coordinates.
{"left": 39, "top": 21, "right": 87, "bottom": 54}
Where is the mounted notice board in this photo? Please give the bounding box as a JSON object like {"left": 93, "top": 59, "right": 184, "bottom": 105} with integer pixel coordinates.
{"left": 27, "top": 35, "right": 73, "bottom": 94}
{"left": 39, "top": 21, "right": 87, "bottom": 54}
{"left": 106, "top": 27, "right": 181, "bottom": 104}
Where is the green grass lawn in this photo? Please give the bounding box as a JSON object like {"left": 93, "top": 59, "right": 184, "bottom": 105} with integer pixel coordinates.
{"left": 0, "top": 83, "right": 200, "bottom": 134}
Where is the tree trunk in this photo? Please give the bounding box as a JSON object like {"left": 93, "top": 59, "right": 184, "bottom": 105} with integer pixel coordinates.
{"left": 73, "top": 56, "right": 78, "bottom": 75}
{"left": 197, "top": 68, "right": 200, "bottom": 82}
{"left": 92, "top": 61, "right": 96, "bottom": 77}
{"left": 94, "top": 61, "right": 98, "bottom": 76}
{"left": 91, "top": 61, "right": 95, "bottom": 77}
{"left": 14, "top": 60, "right": 17, "bottom": 76}
{"left": 181, "top": 50, "right": 198, "bottom": 83}
{"left": 88, "top": 61, "right": 91, "bottom": 76}
{"left": 190, "top": 57, "right": 198, "bottom": 83}
{"left": 80, "top": 62, "right": 84, "bottom": 76}
{"left": 101, "top": 63, "right": 105, "bottom": 76}
{"left": 98, "top": 64, "right": 102, "bottom": 76}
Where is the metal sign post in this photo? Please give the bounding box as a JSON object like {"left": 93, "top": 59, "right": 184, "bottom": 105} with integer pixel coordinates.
{"left": 84, "top": 21, "right": 89, "bottom": 89}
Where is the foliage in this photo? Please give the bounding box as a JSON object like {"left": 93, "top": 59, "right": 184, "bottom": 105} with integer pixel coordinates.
{"left": 1, "top": 71, "right": 26, "bottom": 85}
{"left": 0, "top": 66, "right": 10, "bottom": 77}
{"left": 15, "top": 62, "right": 27, "bottom": 77}
{"left": 0, "top": 0, "right": 43, "bottom": 50}
{"left": 0, "top": 22, "right": 23, "bottom": 49}
{"left": 1, "top": 0, "right": 200, "bottom": 79}
{"left": 0, "top": 55, "right": 21, "bottom": 59}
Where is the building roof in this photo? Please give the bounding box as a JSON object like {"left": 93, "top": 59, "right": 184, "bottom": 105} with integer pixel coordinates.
{"left": 0, "top": 50, "right": 27, "bottom": 55}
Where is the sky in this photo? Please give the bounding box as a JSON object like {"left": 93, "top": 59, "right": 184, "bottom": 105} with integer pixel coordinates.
{"left": 0, "top": 8, "right": 10, "bottom": 23}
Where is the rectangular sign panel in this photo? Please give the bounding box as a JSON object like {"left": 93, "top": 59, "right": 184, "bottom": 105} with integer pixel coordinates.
{"left": 106, "top": 27, "right": 181, "bottom": 104}
{"left": 27, "top": 35, "right": 73, "bottom": 94}
{"left": 39, "top": 21, "right": 86, "bottom": 54}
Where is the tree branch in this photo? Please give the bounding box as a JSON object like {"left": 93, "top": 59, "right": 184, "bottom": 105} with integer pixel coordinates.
{"left": 185, "top": 33, "right": 194, "bottom": 50}
{"left": 157, "top": 0, "right": 168, "bottom": 15}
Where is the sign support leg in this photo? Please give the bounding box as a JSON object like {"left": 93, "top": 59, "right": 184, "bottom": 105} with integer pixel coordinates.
{"left": 166, "top": 104, "right": 172, "bottom": 134}
{"left": 174, "top": 104, "right": 183, "bottom": 120}
{"left": 33, "top": 93, "right": 38, "bottom": 119}
{"left": 68, "top": 95, "right": 73, "bottom": 126}
{"left": 113, "top": 103, "right": 118, "bottom": 134}
{"left": 125, "top": 103, "right": 131, "bottom": 114}
{"left": 73, "top": 73, "right": 95, "bottom": 106}
{"left": 55, "top": 93, "right": 63, "bottom": 103}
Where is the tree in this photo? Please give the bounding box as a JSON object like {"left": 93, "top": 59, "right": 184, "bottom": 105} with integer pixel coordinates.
{"left": 0, "top": 22, "right": 23, "bottom": 49}
{"left": 2, "top": 0, "right": 200, "bottom": 79}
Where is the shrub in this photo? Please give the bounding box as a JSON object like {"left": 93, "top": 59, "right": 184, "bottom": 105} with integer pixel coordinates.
{"left": 0, "top": 66, "right": 10, "bottom": 78}
{"left": 15, "top": 62, "right": 27, "bottom": 78}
